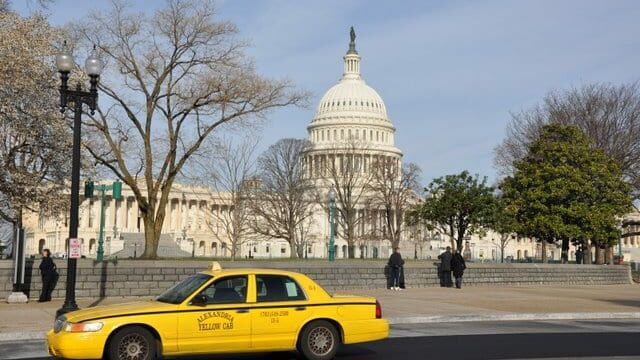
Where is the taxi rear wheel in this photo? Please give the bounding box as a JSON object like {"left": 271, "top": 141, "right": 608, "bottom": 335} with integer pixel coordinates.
{"left": 298, "top": 320, "right": 340, "bottom": 360}
{"left": 107, "top": 326, "right": 157, "bottom": 360}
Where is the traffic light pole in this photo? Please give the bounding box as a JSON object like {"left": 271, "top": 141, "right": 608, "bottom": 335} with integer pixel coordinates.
{"left": 97, "top": 185, "right": 107, "bottom": 262}
{"left": 328, "top": 198, "right": 335, "bottom": 262}
{"left": 85, "top": 181, "right": 122, "bottom": 262}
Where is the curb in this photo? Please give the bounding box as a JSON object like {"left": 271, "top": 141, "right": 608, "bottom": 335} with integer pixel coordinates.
{"left": 0, "top": 331, "right": 46, "bottom": 342}
{"left": 2, "top": 312, "right": 639, "bottom": 342}
{"left": 387, "top": 312, "right": 640, "bottom": 325}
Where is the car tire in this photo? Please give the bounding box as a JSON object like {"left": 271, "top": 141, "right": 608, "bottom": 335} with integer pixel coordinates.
{"left": 107, "top": 325, "right": 157, "bottom": 360}
{"left": 298, "top": 320, "right": 340, "bottom": 360}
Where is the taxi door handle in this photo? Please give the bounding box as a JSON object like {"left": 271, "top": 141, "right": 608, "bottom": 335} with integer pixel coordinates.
{"left": 236, "top": 309, "right": 249, "bottom": 314}
{"left": 295, "top": 306, "right": 306, "bottom": 311}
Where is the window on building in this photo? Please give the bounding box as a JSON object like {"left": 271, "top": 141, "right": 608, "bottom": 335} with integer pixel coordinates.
{"left": 256, "top": 275, "right": 306, "bottom": 302}
{"left": 341, "top": 129, "right": 344, "bottom": 140}
{"left": 281, "top": 246, "right": 286, "bottom": 254}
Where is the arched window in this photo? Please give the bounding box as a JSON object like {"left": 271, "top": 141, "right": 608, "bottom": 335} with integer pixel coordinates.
{"left": 517, "top": 250, "right": 521, "bottom": 260}
{"left": 38, "top": 239, "right": 46, "bottom": 254}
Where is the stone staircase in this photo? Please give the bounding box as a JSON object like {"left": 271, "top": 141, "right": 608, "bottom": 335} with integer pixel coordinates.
{"left": 110, "top": 232, "right": 191, "bottom": 258}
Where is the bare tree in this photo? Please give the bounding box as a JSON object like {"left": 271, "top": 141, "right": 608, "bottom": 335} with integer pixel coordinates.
{"left": 317, "top": 139, "right": 374, "bottom": 258}
{"left": 197, "top": 137, "right": 258, "bottom": 260}
{"left": 73, "top": 0, "right": 306, "bottom": 258}
{"left": 0, "top": 10, "right": 69, "bottom": 246}
{"left": 368, "top": 160, "right": 421, "bottom": 249}
{"left": 495, "top": 82, "right": 640, "bottom": 198}
{"left": 248, "top": 138, "right": 315, "bottom": 258}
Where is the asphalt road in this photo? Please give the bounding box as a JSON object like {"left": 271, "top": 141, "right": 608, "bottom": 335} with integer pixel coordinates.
{"left": 2, "top": 320, "right": 639, "bottom": 360}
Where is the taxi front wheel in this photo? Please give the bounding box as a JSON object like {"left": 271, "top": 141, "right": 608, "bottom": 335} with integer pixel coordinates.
{"left": 298, "top": 320, "right": 340, "bottom": 360}
{"left": 107, "top": 325, "right": 157, "bottom": 360}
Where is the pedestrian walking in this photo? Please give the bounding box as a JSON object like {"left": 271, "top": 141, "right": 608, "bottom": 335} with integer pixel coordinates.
{"left": 451, "top": 249, "right": 466, "bottom": 289}
{"left": 38, "top": 249, "right": 58, "bottom": 302}
{"left": 388, "top": 247, "right": 405, "bottom": 290}
{"left": 437, "top": 246, "right": 453, "bottom": 287}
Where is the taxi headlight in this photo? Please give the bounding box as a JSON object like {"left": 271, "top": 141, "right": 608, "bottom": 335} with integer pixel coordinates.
{"left": 65, "top": 322, "right": 104, "bottom": 332}
{"left": 53, "top": 316, "right": 67, "bottom": 333}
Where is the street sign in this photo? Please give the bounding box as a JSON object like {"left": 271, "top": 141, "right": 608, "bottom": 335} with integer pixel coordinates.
{"left": 69, "top": 238, "right": 82, "bottom": 259}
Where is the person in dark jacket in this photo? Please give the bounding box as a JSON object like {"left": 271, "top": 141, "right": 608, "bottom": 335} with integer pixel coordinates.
{"left": 387, "top": 247, "right": 405, "bottom": 290}
{"left": 38, "top": 249, "right": 57, "bottom": 302}
{"left": 437, "top": 246, "right": 453, "bottom": 287}
{"left": 451, "top": 249, "right": 466, "bottom": 289}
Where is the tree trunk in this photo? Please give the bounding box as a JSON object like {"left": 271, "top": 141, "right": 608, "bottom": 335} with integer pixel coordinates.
{"left": 605, "top": 246, "right": 614, "bottom": 265}
{"left": 540, "top": 241, "right": 547, "bottom": 263}
{"left": 290, "top": 241, "right": 301, "bottom": 259}
{"left": 583, "top": 240, "right": 593, "bottom": 264}
{"left": 141, "top": 212, "right": 160, "bottom": 259}
{"left": 595, "top": 245, "right": 604, "bottom": 265}
{"left": 561, "top": 238, "right": 569, "bottom": 264}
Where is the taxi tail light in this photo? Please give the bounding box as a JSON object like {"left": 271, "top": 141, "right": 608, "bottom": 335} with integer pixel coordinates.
{"left": 375, "top": 300, "right": 382, "bottom": 319}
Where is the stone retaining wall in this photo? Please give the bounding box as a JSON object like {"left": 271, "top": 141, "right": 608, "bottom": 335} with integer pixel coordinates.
{"left": 0, "top": 259, "right": 632, "bottom": 300}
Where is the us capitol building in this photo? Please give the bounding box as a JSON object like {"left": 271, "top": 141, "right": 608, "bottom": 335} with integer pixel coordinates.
{"left": 22, "top": 30, "right": 640, "bottom": 262}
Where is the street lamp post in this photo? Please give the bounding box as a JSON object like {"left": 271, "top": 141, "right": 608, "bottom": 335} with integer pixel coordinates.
{"left": 328, "top": 186, "right": 336, "bottom": 262}
{"left": 55, "top": 42, "right": 104, "bottom": 317}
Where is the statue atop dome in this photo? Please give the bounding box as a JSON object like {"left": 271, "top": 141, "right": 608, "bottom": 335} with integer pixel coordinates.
{"left": 347, "top": 26, "right": 358, "bottom": 54}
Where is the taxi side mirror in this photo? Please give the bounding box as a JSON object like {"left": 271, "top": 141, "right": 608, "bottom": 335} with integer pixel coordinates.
{"left": 190, "top": 294, "right": 208, "bottom": 306}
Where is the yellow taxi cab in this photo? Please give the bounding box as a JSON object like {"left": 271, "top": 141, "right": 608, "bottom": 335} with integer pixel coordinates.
{"left": 47, "top": 262, "right": 388, "bottom": 360}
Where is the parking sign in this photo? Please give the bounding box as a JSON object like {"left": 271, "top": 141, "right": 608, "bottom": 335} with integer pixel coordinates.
{"left": 69, "top": 238, "right": 81, "bottom": 259}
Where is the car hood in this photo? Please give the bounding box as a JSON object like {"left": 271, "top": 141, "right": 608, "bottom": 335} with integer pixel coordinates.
{"left": 63, "top": 300, "right": 179, "bottom": 323}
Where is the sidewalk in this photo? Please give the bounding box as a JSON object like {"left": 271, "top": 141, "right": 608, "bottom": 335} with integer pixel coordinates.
{"left": 1, "top": 284, "right": 638, "bottom": 341}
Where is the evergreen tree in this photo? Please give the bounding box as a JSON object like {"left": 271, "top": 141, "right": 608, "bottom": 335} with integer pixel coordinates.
{"left": 500, "top": 124, "right": 632, "bottom": 263}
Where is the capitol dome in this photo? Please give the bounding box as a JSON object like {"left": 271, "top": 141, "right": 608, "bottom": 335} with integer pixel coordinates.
{"left": 315, "top": 75, "right": 388, "bottom": 118}
{"left": 304, "top": 28, "right": 403, "bottom": 180}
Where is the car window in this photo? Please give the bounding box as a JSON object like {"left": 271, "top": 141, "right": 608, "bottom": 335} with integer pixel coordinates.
{"left": 197, "top": 275, "right": 248, "bottom": 305}
{"left": 256, "top": 275, "right": 306, "bottom": 302}
{"left": 156, "top": 274, "right": 211, "bottom": 304}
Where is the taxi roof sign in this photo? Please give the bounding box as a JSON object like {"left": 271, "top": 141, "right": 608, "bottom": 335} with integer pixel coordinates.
{"left": 209, "top": 261, "right": 222, "bottom": 272}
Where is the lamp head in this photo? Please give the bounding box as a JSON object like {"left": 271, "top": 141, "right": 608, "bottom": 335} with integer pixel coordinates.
{"left": 55, "top": 41, "right": 74, "bottom": 73}
{"left": 84, "top": 45, "right": 104, "bottom": 76}
{"left": 328, "top": 186, "right": 336, "bottom": 201}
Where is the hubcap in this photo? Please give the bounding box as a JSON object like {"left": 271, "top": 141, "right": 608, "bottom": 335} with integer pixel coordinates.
{"left": 308, "top": 326, "right": 334, "bottom": 356}
{"left": 117, "top": 333, "right": 148, "bottom": 360}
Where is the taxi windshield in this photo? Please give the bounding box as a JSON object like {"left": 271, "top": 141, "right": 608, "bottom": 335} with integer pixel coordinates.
{"left": 156, "top": 273, "right": 212, "bottom": 304}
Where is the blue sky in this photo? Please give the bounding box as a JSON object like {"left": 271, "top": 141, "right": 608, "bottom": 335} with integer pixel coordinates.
{"left": 16, "top": 0, "right": 640, "bottom": 185}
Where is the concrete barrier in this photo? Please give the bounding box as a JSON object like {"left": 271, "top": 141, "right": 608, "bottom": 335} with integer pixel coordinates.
{"left": 0, "top": 259, "right": 632, "bottom": 300}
